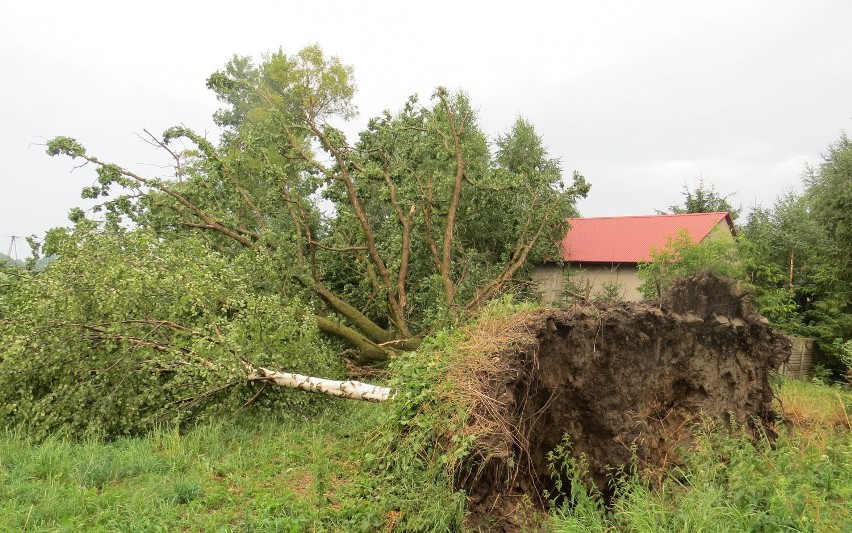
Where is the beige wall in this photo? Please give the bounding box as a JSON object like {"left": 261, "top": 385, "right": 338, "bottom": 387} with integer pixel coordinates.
{"left": 530, "top": 264, "right": 567, "bottom": 305}
{"left": 708, "top": 220, "right": 736, "bottom": 242}
{"left": 531, "top": 263, "right": 644, "bottom": 304}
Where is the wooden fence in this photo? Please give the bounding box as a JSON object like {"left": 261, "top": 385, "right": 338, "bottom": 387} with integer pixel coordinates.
{"left": 779, "top": 336, "right": 815, "bottom": 379}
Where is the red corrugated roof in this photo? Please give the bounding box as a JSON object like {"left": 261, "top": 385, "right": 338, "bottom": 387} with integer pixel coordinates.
{"left": 561, "top": 212, "right": 735, "bottom": 263}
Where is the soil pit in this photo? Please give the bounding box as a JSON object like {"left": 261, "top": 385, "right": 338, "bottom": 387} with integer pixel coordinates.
{"left": 456, "top": 273, "right": 791, "bottom": 530}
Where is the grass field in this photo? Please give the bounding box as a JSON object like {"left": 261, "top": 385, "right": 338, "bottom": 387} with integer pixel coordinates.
{"left": 1, "top": 379, "right": 849, "bottom": 532}
{"left": 0, "top": 403, "right": 394, "bottom": 532}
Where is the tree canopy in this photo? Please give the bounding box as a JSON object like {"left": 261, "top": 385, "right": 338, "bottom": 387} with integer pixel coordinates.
{"left": 806, "top": 133, "right": 852, "bottom": 285}
{"left": 664, "top": 177, "right": 740, "bottom": 220}
{"left": 45, "top": 45, "right": 590, "bottom": 364}
{"left": 736, "top": 134, "right": 852, "bottom": 370}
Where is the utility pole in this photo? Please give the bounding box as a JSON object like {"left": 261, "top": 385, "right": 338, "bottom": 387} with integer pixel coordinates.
{"left": 7, "top": 235, "right": 21, "bottom": 263}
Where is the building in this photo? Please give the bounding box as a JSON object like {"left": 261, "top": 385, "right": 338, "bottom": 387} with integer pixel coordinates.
{"left": 532, "top": 212, "right": 736, "bottom": 303}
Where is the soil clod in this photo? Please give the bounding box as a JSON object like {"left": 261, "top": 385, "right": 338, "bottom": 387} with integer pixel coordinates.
{"left": 458, "top": 272, "right": 790, "bottom": 531}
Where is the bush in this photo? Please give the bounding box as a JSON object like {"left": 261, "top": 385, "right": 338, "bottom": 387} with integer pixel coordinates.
{"left": 638, "top": 229, "right": 742, "bottom": 299}
{"left": 0, "top": 228, "right": 343, "bottom": 439}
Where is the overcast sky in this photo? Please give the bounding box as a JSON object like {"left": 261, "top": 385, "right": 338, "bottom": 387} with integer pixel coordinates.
{"left": 2, "top": 0, "right": 851, "bottom": 258}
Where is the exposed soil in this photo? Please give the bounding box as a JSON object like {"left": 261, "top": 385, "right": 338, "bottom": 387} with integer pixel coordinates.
{"left": 457, "top": 272, "right": 791, "bottom": 531}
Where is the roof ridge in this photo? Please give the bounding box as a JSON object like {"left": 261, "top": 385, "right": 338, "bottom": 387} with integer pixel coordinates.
{"left": 569, "top": 212, "right": 729, "bottom": 221}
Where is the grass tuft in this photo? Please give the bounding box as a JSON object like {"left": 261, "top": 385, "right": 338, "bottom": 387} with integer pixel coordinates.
{"left": 777, "top": 378, "right": 851, "bottom": 430}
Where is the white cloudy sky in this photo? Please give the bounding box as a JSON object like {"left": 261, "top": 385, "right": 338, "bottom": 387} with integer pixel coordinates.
{"left": 2, "top": 0, "right": 851, "bottom": 257}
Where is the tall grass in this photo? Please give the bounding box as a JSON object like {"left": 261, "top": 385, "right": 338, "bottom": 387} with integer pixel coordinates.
{"left": 777, "top": 377, "right": 851, "bottom": 430}
{"left": 549, "top": 378, "right": 852, "bottom": 532}
{"left": 1, "top": 377, "right": 849, "bottom": 531}
{"left": 0, "top": 403, "right": 396, "bottom": 531}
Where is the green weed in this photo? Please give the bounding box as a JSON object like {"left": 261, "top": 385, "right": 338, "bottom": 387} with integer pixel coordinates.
{"left": 549, "top": 379, "right": 852, "bottom": 532}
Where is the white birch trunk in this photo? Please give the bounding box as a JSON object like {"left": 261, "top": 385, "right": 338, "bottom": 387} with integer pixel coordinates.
{"left": 247, "top": 367, "right": 394, "bottom": 402}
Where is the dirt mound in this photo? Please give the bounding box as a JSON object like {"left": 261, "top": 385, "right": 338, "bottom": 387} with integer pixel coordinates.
{"left": 458, "top": 272, "right": 791, "bottom": 531}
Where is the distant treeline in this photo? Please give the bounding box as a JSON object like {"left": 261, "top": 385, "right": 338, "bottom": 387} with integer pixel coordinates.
{"left": 1, "top": 253, "right": 54, "bottom": 270}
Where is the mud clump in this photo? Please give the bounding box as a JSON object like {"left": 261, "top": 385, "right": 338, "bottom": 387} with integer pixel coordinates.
{"left": 458, "top": 272, "right": 791, "bottom": 531}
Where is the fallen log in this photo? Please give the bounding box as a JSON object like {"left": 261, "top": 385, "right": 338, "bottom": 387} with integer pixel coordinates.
{"left": 247, "top": 366, "right": 394, "bottom": 402}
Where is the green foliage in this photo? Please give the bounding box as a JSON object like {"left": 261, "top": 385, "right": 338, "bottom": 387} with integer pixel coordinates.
{"left": 739, "top": 155, "right": 852, "bottom": 375}
{"left": 665, "top": 177, "right": 740, "bottom": 220}
{"left": 45, "top": 45, "right": 589, "bottom": 362}
{"left": 793, "top": 133, "right": 852, "bottom": 374}
{"left": 807, "top": 133, "right": 852, "bottom": 284}
{"left": 810, "top": 364, "right": 834, "bottom": 385}
{"left": 637, "top": 229, "right": 742, "bottom": 299}
{"left": 0, "top": 228, "right": 342, "bottom": 439}
{"left": 0, "top": 263, "right": 27, "bottom": 319}
{"left": 739, "top": 192, "right": 835, "bottom": 330}
{"left": 45, "top": 136, "right": 86, "bottom": 158}
{"left": 839, "top": 340, "right": 852, "bottom": 383}
{"left": 594, "top": 279, "right": 626, "bottom": 303}
{"left": 545, "top": 436, "right": 609, "bottom": 532}
{"left": 360, "top": 333, "right": 470, "bottom": 529}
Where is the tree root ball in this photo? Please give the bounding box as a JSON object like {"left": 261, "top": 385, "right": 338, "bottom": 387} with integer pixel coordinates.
{"left": 457, "top": 272, "right": 791, "bottom": 530}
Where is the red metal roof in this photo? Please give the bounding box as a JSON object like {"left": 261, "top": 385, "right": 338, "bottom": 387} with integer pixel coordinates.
{"left": 561, "top": 212, "right": 735, "bottom": 263}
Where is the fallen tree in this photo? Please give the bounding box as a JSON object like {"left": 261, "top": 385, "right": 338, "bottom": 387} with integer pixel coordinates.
{"left": 246, "top": 366, "right": 393, "bottom": 402}
{"left": 2, "top": 235, "right": 791, "bottom": 533}
{"left": 0, "top": 230, "right": 352, "bottom": 439}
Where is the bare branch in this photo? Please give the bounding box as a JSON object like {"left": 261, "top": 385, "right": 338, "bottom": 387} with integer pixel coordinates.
{"left": 309, "top": 240, "right": 367, "bottom": 253}
{"left": 71, "top": 323, "right": 184, "bottom": 355}
{"left": 139, "top": 128, "right": 184, "bottom": 181}
{"left": 306, "top": 119, "right": 409, "bottom": 333}
{"left": 72, "top": 153, "right": 266, "bottom": 253}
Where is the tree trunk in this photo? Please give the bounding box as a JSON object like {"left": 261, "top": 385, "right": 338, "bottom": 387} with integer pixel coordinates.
{"left": 314, "top": 315, "right": 395, "bottom": 362}
{"left": 247, "top": 367, "right": 394, "bottom": 402}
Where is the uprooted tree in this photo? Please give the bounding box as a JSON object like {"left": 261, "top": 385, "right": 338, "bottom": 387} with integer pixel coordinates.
{"left": 0, "top": 46, "right": 589, "bottom": 437}
{"left": 378, "top": 272, "right": 791, "bottom": 530}
{"left": 45, "top": 45, "right": 589, "bottom": 365}
{"left": 0, "top": 228, "right": 398, "bottom": 439}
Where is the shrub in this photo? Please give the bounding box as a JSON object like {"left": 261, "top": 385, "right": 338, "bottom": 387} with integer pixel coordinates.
{"left": 0, "top": 228, "right": 342, "bottom": 439}
{"left": 638, "top": 229, "right": 742, "bottom": 299}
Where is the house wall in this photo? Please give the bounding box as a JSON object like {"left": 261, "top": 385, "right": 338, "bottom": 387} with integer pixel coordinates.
{"left": 580, "top": 263, "right": 644, "bottom": 301}
{"left": 708, "top": 219, "right": 736, "bottom": 242}
{"left": 531, "top": 262, "right": 644, "bottom": 304}
{"left": 530, "top": 264, "right": 566, "bottom": 305}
